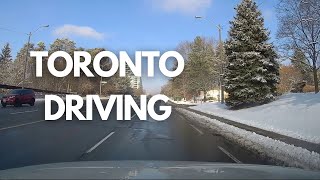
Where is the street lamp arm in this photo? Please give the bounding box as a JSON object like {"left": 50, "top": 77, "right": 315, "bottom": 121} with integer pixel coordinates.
{"left": 32, "top": 25, "right": 50, "bottom": 34}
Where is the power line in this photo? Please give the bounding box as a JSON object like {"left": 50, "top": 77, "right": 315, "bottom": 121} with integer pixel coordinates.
{"left": 0, "top": 27, "right": 26, "bottom": 35}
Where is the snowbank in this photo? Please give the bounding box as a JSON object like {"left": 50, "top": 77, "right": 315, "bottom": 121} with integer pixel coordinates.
{"left": 170, "top": 100, "right": 201, "bottom": 105}
{"left": 190, "top": 93, "right": 320, "bottom": 144}
{"left": 177, "top": 108, "right": 320, "bottom": 170}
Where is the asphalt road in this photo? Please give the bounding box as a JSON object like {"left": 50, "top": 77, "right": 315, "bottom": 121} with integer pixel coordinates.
{"left": 0, "top": 99, "right": 271, "bottom": 170}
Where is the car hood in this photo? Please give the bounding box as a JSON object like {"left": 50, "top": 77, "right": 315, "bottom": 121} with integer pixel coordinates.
{"left": 0, "top": 161, "right": 319, "bottom": 179}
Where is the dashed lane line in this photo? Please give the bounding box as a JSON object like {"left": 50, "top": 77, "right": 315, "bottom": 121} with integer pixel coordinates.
{"left": 131, "top": 114, "right": 137, "bottom": 119}
{"left": 85, "top": 131, "right": 115, "bottom": 153}
{"left": 218, "top": 146, "right": 242, "bottom": 164}
{"left": 0, "top": 120, "right": 45, "bottom": 131}
{"left": 189, "top": 124, "right": 204, "bottom": 135}
{"left": 10, "top": 109, "right": 39, "bottom": 115}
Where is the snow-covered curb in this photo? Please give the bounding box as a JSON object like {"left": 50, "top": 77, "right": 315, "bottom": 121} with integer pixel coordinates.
{"left": 190, "top": 93, "right": 320, "bottom": 144}
{"left": 170, "top": 100, "right": 201, "bottom": 105}
{"left": 176, "top": 108, "right": 320, "bottom": 170}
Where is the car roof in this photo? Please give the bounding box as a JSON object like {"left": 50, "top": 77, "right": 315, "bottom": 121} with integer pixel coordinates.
{"left": 10, "top": 89, "right": 34, "bottom": 93}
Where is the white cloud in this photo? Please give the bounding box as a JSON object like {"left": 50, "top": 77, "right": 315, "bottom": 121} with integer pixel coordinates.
{"left": 151, "top": 0, "right": 212, "bottom": 14}
{"left": 53, "top": 24, "right": 105, "bottom": 40}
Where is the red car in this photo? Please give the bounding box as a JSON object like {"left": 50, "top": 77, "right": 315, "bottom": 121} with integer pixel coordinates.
{"left": 1, "top": 89, "right": 35, "bottom": 107}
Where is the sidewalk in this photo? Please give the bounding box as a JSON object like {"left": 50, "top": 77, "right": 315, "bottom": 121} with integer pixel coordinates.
{"left": 169, "top": 101, "right": 320, "bottom": 154}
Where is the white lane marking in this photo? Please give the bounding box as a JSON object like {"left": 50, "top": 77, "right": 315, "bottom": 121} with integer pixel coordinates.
{"left": 0, "top": 120, "right": 45, "bottom": 131}
{"left": 86, "top": 132, "right": 115, "bottom": 153}
{"left": 10, "top": 109, "right": 39, "bottom": 115}
{"left": 189, "top": 124, "right": 204, "bottom": 135}
{"left": 218, "top": 146, "right": 242, "bottom": 164}
{"left": 40, "top": 167, "right": 116, "bottom": 170}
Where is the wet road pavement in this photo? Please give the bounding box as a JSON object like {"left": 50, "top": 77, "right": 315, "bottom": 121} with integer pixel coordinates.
{"left": 0, "top": 99, "right": 270, "bottom": 170}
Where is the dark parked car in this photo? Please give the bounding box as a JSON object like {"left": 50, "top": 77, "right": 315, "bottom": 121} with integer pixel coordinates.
{"left": 1, "top": 89, "right": 35, "bottom": 107}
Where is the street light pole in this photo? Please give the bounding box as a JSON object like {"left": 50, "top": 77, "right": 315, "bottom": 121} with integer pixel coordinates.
{"left": 21, "top": 25, "right": 49, "bottom": 89}
{"left": 99, "top": 62, "right": 109, "bottom": 96}
{"left": 195, "top": 16, "right": 225, "bottom": 103}
{"left": 217, "top": 25, "right": 222, "bottom": 42}
{"left": 100, "top": 76, "right": 103, "bottom": 96}
{"left": 100, "top": 78, "right": 108, "bottom": 96}
{"left": 217, "top": 25, "right": 225, "bottom": 104}
{"left": 22, "top": 32, "right": 32, "bottom": 89}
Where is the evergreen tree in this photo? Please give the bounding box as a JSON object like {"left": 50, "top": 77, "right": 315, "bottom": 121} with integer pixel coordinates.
{"left": 187, "top": 36, "right": 218, "bottom": 102}
{"left": 0, "top": 43, "right": 12, "bottom": 62}
{"left": 13, "top": 43, "right": 35, "bottom": 85}
{"left": 291, "top": 48, "right": 313, "bottom": 84}
{"left": 224, "top": 0, "right": 279, "bottom": 108}
{"left": 0, "top": 43, "right": 13, "bottom": 84}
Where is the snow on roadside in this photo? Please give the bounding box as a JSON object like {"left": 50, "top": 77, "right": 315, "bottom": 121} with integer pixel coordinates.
{"left": 190, "top": 93, "right": 320, "bottom": 144}
{"left": 170, "top": 100, "right": 201, "bottom": 105}
{"left": 177, "top": 108, "right": 320, "bottom": 170}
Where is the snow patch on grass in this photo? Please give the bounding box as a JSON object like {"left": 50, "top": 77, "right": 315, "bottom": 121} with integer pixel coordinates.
{"left": 177, "top": 108, "right": 320, "bottom": 170}
{"left": 190, "top": 93, "right": 320, "bottom": 144}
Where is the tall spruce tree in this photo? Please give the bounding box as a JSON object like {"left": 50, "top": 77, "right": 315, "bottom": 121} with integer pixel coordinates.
{"left": 224, "top": 0, "right": 279, "bottom": 108}
{"left": 0, "top": 43, "right": 13, "bottom": 84}
{"left": 0, "top": 43, "right": 12, "bottom": 62}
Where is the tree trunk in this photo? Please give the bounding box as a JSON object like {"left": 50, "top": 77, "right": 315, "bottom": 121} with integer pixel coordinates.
{"left": 203, "top": 91, "right": 207, "bottom": 102}
{"left": 313, "top": 66, "right": 319, "bottom": 93}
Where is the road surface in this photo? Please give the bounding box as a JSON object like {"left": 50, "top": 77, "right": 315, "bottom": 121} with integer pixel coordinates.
{"left": 0, "top": 99, "right": 272, "bottom": 170}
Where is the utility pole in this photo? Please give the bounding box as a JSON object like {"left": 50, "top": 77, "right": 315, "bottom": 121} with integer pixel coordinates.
{"left": 22, "top": 32, "right": 32, "bottom": 89}
{"left": 99, "top": 62, "right": 109, "bottom": 96}
{"left": 218, "top": 25, "right": 222, "bottom": 44}
{"left": 67, "top": 83, "right": 70, "bottom": 93}
{"left": 195, "top": 17, "right": 225, "bottom": 103}
{"left": 21, "top": 25, "right": 49, "bottom": 89}
{"left": 217, "top": 25, "right": 225, "bottom": 104}
{"left": 100, "top": 76, "right": 103, "bottom": 96}
{"left": 1, "top": 25, "right": 48, "bottom": 89}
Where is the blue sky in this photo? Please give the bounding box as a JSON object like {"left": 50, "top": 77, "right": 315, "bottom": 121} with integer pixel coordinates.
{"left": 0, "top": 0, "right": 278, "bottom": 94}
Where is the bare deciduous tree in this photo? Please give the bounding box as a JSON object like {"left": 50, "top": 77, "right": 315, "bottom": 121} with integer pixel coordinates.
{"left": 172, "top": 41, "right": 192, "bottom": 100}
{"left": 277, "top": 0, "right": 320, "bottom": 93}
